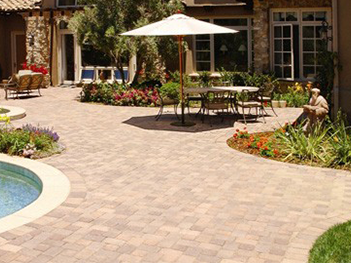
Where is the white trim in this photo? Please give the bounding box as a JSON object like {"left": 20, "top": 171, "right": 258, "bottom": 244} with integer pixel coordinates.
{"left": 11, "top": 31, "right": 25, "bottom": 75}
{"left": 58, "top": 29, "right": 79, "bottom": 85}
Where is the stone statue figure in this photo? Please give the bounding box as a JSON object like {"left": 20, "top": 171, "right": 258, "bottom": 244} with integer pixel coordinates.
{"left": 302, "top": 88, "right": 329, "bottom": 131}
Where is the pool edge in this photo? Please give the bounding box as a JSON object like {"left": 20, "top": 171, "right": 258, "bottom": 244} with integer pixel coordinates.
{"left": 0, "top": 154, "right": 71, "bottom": 233}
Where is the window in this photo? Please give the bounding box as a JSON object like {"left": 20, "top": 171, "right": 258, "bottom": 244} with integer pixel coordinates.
{"left": 194, "top": 18, "right": 253, "bottom": 72}
{"left": 271, "top": 9, "right": 331, "bottom": 80}
{"left": 81, "top": 44, "right": 112, "bottom": 67}
{"left": 57, "top": 0, "right": 78, "bottom": 7}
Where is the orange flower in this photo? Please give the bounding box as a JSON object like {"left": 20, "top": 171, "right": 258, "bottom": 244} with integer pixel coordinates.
{"left": 273, "top": 149, "right": 279, "bottom": 155}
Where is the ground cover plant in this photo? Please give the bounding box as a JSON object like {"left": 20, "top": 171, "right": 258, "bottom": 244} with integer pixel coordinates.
{"left": 309, "top": 220, "right": 351, "bottom": 263}
{"left": 228, "top": 113, "right": 351, "bottom": 170}
{"left": 0, "top": 117, "right": 62, "bottom": 159}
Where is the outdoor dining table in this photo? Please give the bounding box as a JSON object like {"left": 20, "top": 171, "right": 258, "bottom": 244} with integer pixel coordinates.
{"left": 184, "top": 86, "right": 260, "bottom": 117}
{"left": 184, "top": 86, "right": 259, "bottom": 94}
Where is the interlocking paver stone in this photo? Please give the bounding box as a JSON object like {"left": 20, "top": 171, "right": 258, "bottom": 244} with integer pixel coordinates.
{"left": 0, "top": 87, "right": 350, "bottom": 262}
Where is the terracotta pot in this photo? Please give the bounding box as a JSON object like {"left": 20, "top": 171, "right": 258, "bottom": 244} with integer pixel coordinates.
{"left": 272, "top": 100, "right": 279, "bottom": 108}
{"left": 279, "top": 100, "right": 287, "bottom": 108}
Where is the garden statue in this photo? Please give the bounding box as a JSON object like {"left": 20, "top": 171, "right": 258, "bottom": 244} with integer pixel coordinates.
{"left": 302, "top": 88, "right": 329, "bottom": 131}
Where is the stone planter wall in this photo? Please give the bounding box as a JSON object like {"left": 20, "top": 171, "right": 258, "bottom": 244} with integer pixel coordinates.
{"left": 253, "top": 0, "right": 332, "bottom": 73}
{"left": 25, "top": 15, "right": 51, "bottom": 86}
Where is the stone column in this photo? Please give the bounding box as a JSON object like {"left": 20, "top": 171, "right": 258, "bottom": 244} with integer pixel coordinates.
{"left": 253, "top": 0, "right": 270, "bottom": 73}
{"left": 25, "top": 15, "right": 51, "bottom": 86}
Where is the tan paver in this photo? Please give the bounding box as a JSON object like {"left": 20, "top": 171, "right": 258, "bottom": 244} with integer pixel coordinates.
{"left": 0, "top": 87, "right": 350, "bottom": 263}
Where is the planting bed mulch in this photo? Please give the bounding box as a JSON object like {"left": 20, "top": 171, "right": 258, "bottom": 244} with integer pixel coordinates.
{"left": 227, "top": 132, "right": 283, "bottom": 161}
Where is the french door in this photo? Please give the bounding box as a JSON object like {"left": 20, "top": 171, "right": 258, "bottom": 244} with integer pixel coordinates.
{"left": 273, "top": 24, "right": 294, "bottom": 80}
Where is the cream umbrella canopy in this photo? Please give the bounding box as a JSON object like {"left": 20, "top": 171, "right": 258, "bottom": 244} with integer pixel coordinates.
{"left": 122, "top": 13, "right": 238, "bottom": 126}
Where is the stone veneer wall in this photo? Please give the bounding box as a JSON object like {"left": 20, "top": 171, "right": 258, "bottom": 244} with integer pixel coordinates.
{"left": 25, "top": 16, "right": 51, "bottom": 85}
{"left": 253, "top": 0, "right": 332, "bottom": 73}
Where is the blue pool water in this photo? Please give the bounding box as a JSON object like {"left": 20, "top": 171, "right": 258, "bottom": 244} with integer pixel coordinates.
{"left": 0, "top": 167, "right": 41, "bottom": 218}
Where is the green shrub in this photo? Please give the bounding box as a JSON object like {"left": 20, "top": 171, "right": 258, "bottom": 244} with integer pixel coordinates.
{"left": 159, "top": 82, "right": 180, "bottom": 101}
{"left": 280, "top": 83, "right": 310, "bottom": 107}
{"left": 327, "top": 113, "right": 351, "bottom": 167}
{"left": 198, "top": 71, "right": 212, "bottom": 87}
{"left": 275, "top": 122, "right": 330, "bottom": 163}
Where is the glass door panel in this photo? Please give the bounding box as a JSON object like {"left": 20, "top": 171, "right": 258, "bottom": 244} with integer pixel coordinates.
{"left": 273, "top": 25, "right": 294, "bottom": 79}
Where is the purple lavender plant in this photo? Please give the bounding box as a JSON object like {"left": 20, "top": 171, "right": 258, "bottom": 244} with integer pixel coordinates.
{"left": 22, "top": 124, "right": 60, "bottom": 142}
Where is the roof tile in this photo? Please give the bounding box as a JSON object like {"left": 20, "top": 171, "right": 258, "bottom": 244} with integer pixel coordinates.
{"left": 0, "top": 0, "right": 41, "bottom": 11}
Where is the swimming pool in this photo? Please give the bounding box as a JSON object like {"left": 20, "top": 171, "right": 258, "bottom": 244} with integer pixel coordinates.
{"left": 0, "top": 166, "right": 42, "bottom": 219}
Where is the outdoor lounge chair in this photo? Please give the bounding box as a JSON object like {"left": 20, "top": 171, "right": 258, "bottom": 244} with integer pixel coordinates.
{"left": 6, "top": 73, "right": 32, "bottom": 99}
{"left": 28, "top": 73, "right": 43, "bottom": 96}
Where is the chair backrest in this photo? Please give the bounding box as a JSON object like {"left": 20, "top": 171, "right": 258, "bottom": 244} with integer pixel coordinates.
{"left": 18, "top": 70, "right": 33, "bottom": 76}
{"left": 29, "top": 73, "right": 43, "bottom": 90}
{"left": 114, "top": 68, "right": 129, "bottom": 83}
{"left": 17, "top": 74, "right": 32, "bottom": 90}
{"left": 205, "top": 91, "right": 230, "bottom": 108}
{"left": 261, "top": 82, "right": 275, "bottom": 97}
{"left": 240, "top": 89, "right": 260, "bottom": 102}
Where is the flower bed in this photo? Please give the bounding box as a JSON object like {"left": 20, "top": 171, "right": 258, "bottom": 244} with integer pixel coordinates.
{"left": 228, "top": 115, "right": 351, "bottom": 170}
{"left": 0, "top": 118, "right": 63, "bottom": 159}
{"left": 80, "top": 83, "right": 159, "bottom": 107}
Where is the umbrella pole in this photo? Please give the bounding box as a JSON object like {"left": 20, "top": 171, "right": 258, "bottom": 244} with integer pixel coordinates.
{"left": 178, "top": 35, "right": 185, "bottom": 124}
{"left": 171, "top": 36, "right": 195, "bottom": 127}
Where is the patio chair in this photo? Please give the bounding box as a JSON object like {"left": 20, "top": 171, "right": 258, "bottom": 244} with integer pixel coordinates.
{"left": 6, "top": 73, "right": 32, "bottom": 99}
{"left": 155, "top": 91, "right": 180, "bottom": 121}
{"left": 28, "top": 73, "right": 43, "bottom": 96}
{"left": 259, "top": 83, "right": 278, "bottom": 116}
{"left": 114, "top": 68, "right": 129, "bottom": 84}
{"left": 186, "top": 89, "right": 203, "bottom": 116}
{"left": 237, "top": 90, "right": 266, "bottom": 125}
{"left": 202, "top": 91, "right": 231, "bottom": 126}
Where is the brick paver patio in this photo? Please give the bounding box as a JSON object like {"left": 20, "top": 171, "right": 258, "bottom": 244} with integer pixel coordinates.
{"left": 0, "top": 87, "right": 350, "bottom": 263}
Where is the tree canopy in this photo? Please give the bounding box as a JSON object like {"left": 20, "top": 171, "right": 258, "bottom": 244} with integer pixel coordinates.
{"left": 69, "top": 0, "right": 183, "bottom": 83}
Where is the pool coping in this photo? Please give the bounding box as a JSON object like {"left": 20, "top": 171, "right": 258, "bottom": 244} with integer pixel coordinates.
{"left": 0, "top": 106, "right": 26, "bottom": 120}
{"left": 0, "top": 154, "right": 71, "bottom": 233}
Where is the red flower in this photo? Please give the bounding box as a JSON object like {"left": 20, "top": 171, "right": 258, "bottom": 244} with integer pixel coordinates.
{"left": 247, "top": 143, "right": 251, "bottom": 148}
{"left": 264, "top": 146, "right": 268, "bottom": 151}
{"left": 244, "top": 127, "right": 247, "bottom": 130}
{"left": 236, "top": 129, "right": 240, "bottom": 132}
{"left": 273, "top": 149, "right": 279, "bottom": 155}
{"left": 233, "top": 133, "right": 238, "bottom": 138}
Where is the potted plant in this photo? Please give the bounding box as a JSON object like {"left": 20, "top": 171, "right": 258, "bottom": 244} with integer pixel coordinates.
{"left": 272, "top": 93, "right": 287, "bottom": 108}
{"left": 159, "top": 82, "right": 180, "bottom": 104}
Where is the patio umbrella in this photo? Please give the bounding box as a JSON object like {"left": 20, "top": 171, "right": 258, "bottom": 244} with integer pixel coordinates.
{"left": 122, "top": 13, "right": 238, "bottom": 126}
